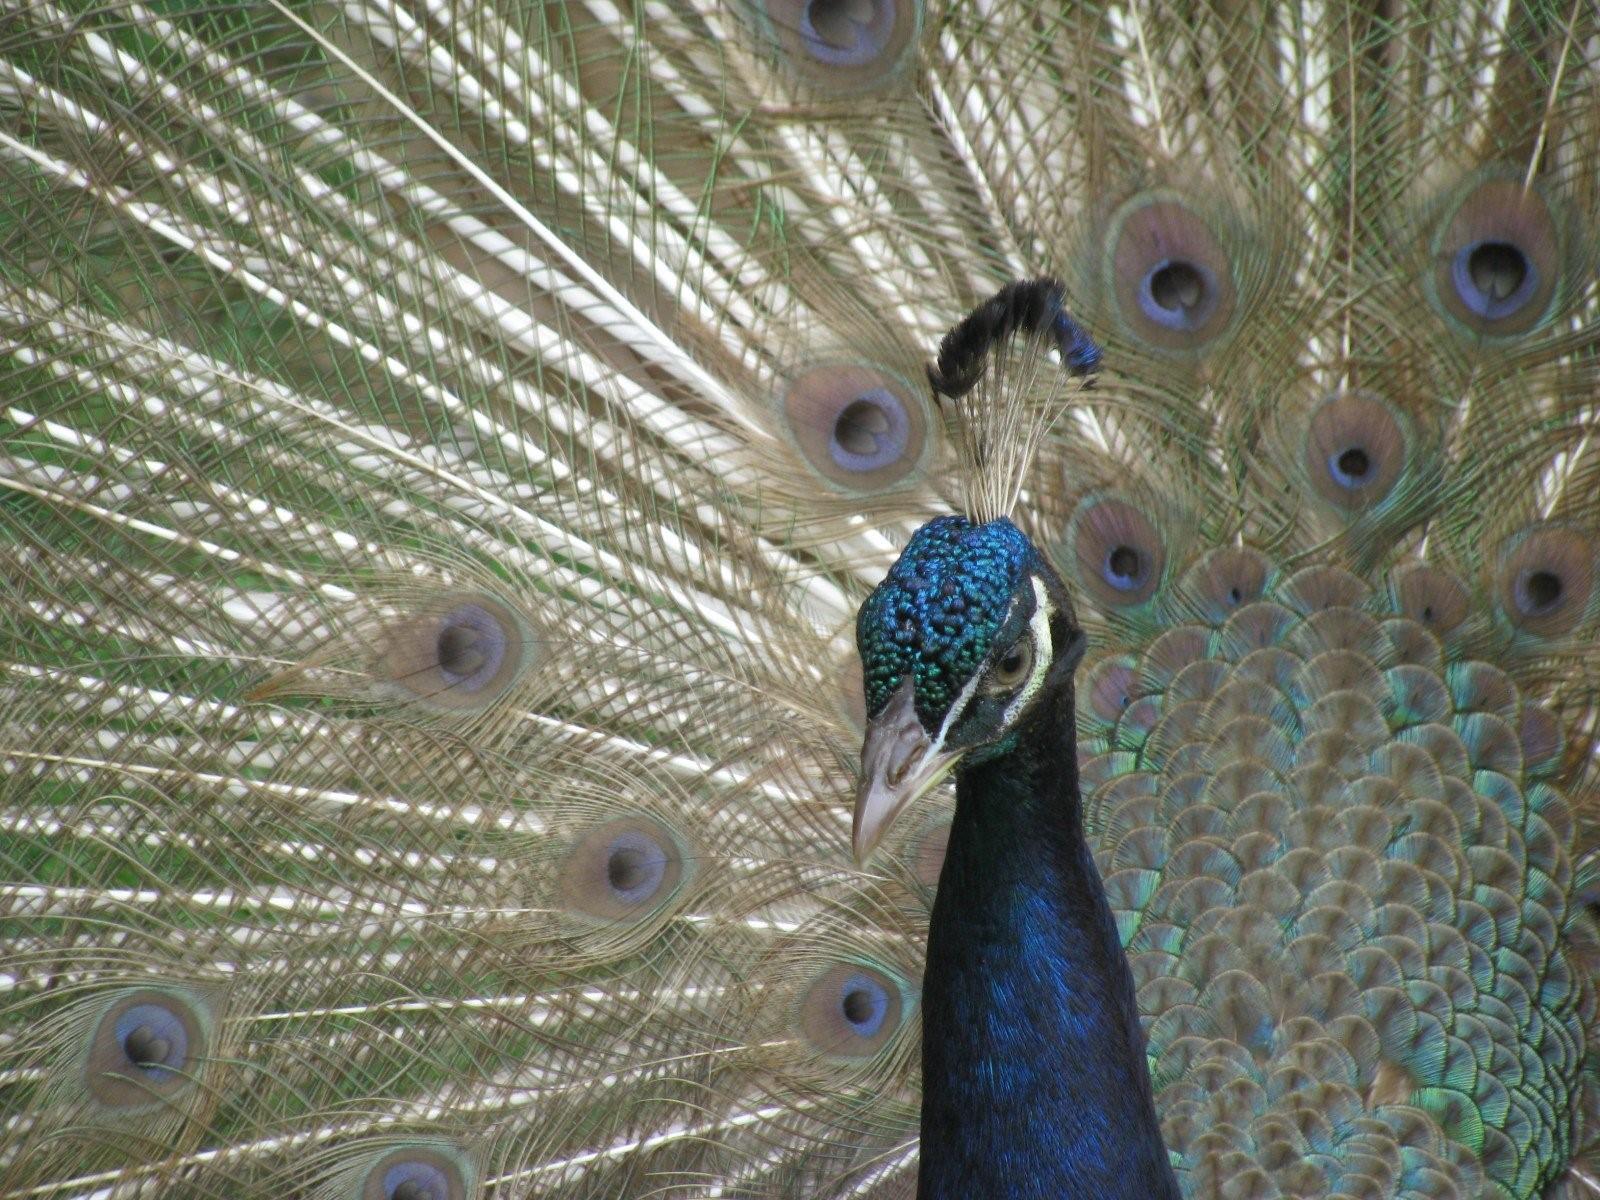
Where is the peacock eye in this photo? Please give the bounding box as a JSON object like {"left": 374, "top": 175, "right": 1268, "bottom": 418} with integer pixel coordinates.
{"left": 986, "top": 638, "right": 1033, "bottom": 691}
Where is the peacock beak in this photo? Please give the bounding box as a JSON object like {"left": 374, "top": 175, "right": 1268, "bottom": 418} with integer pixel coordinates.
{"left": 853, "top": 678, "right": 961, "bottom": 864}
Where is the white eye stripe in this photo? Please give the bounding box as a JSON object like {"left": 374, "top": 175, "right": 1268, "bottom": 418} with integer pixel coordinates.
{"left": 932, "top": 575, "right": 1057, "bottom": 751}
{"left": 998, "top": 577, "right": 1055, "bottom": 727}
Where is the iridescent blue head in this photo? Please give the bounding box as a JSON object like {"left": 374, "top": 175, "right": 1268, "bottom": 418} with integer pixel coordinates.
{"left": 853, "top": 515, "right": 1085, "bottom": 861}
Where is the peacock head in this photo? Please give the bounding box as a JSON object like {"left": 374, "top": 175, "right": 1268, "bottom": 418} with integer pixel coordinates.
{"left": 852, "top": 514, "right": 1085, "bottom": 862}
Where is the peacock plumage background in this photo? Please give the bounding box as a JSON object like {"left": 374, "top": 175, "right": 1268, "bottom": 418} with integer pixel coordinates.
{"left": 2, "top": 0, "right": 1599, "bottom": 1195}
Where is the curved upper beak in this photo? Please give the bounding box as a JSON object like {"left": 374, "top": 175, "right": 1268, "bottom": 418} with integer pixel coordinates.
{"left": 853, "top": 678, "right": 960, "bottom": 864}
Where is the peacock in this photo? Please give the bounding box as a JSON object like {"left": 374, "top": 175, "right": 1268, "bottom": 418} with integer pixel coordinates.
{"left": 1, "top": 0, "right": 1598, "bottom": 1196}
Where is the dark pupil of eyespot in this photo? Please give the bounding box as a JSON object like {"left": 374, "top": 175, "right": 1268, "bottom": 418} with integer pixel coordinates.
{"left": 1526, "top": 570, "right": 1562, "bottom": 610}
{"left": 1469, "top": 241, "right": 1526, "bottom": 302}
{"left": 841, "top": 988, "right": 873, "bottom": 1025}
{"left": 436, "top": 624, "right": 485, "bottom": 675}
{"left": 1337, "top": 447, "right": 1370, "bottom": 479}
{"left": 608, "top": 847, "right": 647, "bottom": 891}
{"left": 835, "top": 399, "right": 889, "bottom": 455}
{"left": 1108, "top": 545, "right": 1140, "bottom": 580}
{"left": 123, "top": 1025, "right": 170, "bottom": 1067}
{"left": 810, "top": 0, "right": 874, "bottom": 49}
{"left": 1001, "top": 649, "right": 1024, "bottom": 673}
{"left": 1150, "top": 261, "right": 1203, "bottom": 312}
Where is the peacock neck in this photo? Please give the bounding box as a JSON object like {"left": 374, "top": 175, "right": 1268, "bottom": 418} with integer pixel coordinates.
{"left": 917, "top": 682, "right": 1178, "bottom": 1200}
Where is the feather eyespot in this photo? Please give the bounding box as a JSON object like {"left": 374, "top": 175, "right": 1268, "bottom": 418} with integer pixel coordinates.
{"left": 761, "top": 0, "right": 922, "bottom": 93}
{"left": 1431, "top": 175, "right": 1561, "bottom": 337}
{"left": 1304, "top": 391, "right": 1409, "bottom": 510}
{"left": 1065, "top": 497, "right": 1166, "bottom": 608}
{"left": 799, "top": 963, "right": 904, "bottom": 1057}
{"left": 373, "top": 594, "right": 533, "bottom": 714}
{"left": 358, "top": 1146, "right": 472, "bottom": 1200}
{"left": 1106, "top": 194, "right": 1238, "bottom": 352}
{"left": 781, "top": 363, "right": 928, "bottom": 492}
{"left": 559, "top": 819, "right": 687, "bottom": 922}
{"left": 1497, "top": 525, "right": 1595, "bottom": 636}
{"left": 86, "top": 989, "right": 209, "bottom": 1109}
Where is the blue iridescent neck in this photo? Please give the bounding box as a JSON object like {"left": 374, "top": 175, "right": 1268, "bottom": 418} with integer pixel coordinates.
{"left": 917, "top": 675, "right": 1178, "bottom": 1199}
